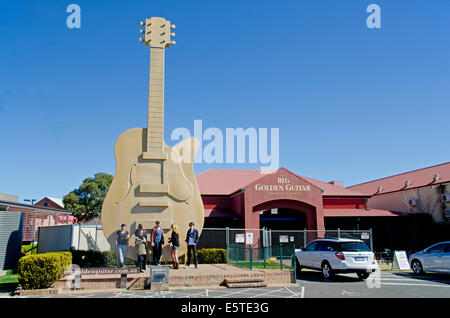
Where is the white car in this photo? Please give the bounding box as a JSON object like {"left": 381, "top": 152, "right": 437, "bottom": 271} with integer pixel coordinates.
{"left": 408, "top": 241, "right": 450, "bottom": 275}
{"left": 295, "top": 238, "right": 378, "bottom": 280}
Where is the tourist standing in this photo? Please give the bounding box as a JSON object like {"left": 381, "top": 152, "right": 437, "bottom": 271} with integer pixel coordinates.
{"left": 134, "top": 224, "right": 147, "bottom": 239}
{"left": 150, "top": 221, "right": 164, "bottom": 266}
{"left": 169, "top": 224, "right": 180, "bottom": 269}
{"left": 185, "top": 222, "right": 199, "bottom": 269}
{"left": 135, "top": 229, "right": 147, "bottom": 272}
{"left": 116, "top": 224, "right": 129, "bottom": 268}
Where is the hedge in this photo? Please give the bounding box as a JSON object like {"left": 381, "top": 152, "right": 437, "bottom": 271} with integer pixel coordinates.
{"left": 71, "top": 250, "right": 135, "bottom": 268}
{"left": 17, "top": 252, "right": 72, "bottom": 290}
{"left": 197, "top": 248, "right": 227, "bottom": 264}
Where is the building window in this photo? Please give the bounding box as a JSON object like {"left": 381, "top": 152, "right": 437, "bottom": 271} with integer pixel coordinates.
{"left": 43, "top": 202, "right": 48, "bottom": 207}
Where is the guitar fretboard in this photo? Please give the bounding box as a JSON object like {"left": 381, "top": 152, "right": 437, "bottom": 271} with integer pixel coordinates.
{"left": 147, "top": 47, "right": 165, "bottom": 153}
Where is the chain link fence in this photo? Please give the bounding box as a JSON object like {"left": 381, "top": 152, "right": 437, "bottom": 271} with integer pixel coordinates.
{"left": 197, "top": 227, "right": 373, "bottom": 271}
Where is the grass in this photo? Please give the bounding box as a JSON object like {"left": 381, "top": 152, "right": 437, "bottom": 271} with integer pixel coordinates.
{"left": 21, "top": 244, "right": 38, "bottom": 255}
{"left": 0, "top": 272, "right": 19, "bottom": 292}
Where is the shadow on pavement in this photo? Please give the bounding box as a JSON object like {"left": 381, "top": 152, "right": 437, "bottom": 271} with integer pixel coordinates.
{"left": 296, "top": 270, "right": 362, "bottom": 283}
{"left": 390, "top": 272, "right": 450, "bottom": 285}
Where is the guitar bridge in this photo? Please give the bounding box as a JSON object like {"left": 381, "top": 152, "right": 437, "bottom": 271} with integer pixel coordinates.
{"left": 140, "top": 184, "right": 169, "bottom": 194}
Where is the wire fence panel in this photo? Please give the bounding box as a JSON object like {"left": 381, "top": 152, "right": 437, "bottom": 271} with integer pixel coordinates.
{"left": 196, "top": 227, "right": 373, "bottom": 270}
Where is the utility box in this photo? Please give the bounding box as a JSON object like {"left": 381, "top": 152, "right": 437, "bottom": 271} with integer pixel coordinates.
{"left": 38, "top": 224, "right": 112, "bottom": 253}
{"left": 0, "top": 211, "right": 24, "bottom": 270}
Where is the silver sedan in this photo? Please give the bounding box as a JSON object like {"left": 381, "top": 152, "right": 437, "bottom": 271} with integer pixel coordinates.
{"left": 408, "top": 241, "right": 450, "bottom": 275}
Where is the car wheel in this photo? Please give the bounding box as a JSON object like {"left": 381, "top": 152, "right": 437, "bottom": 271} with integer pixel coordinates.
{"left": 357, "top": 272, "right": 370, "bottom": 280}
{"left": 411, "top": 259, "right": 424, "bottom": 275}
{"left": 321, "top": 262, "right": 335, "bottom": 280}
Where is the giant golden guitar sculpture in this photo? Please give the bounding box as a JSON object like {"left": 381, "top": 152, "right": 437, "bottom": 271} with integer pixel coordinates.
{"left": 101, "top": 17, "right": 204, "bottom": 261}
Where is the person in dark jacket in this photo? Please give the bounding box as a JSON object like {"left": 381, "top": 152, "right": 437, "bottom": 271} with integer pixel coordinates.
{"left": 150, "top": 220, "right": 164, "bottom": 266}
{"left": 169, "top": 224, "right": 180, "bottom": 269}
{"left": 185, "top": 222, "right": 199, "bottom": 269}
{"left": 134, "top": 224, "right": 147, "bottom": 240}
{"left": 135, "top": 230, "right": 147, "bottom": 272}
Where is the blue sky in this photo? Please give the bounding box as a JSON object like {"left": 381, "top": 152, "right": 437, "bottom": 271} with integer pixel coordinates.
{"left": 0, "top": 0, "right": 449, "bottom": 202}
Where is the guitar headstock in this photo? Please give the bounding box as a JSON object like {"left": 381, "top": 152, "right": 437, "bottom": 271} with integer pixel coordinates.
{"left": 139, "top": 17, "right": 175, "bottom": 48}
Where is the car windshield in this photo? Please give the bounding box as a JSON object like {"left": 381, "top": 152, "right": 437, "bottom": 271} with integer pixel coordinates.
{"left": 338, "top": 242, "right": 371, "bottom": 252}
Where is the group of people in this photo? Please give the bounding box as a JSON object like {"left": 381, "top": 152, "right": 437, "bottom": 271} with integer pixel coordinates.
{"left": 115, "top": 221, "right": 200, "bottom": 272}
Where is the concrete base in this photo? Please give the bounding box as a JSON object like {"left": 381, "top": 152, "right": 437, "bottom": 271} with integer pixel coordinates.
{"left": 52, "top": 264, "right": 294, "bottom": 294}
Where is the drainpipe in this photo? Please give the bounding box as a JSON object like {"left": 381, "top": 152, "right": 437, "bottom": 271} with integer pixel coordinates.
{"left": 364, "top": 197, "right": 368, "bottom": 210}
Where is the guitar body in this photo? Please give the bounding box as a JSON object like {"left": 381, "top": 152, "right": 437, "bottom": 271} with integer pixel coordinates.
{"left": 101, "top": 128, "right": 204, "bottom": 261}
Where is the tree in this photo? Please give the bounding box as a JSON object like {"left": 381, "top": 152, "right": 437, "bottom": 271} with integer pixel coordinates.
{"left": 63, "top": 172, "right": 113, "bottom": 223}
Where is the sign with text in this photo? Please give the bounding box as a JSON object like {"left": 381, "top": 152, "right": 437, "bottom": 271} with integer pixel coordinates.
{"left": 392, "top": 251, "right": 410, "bottom": 270}
{"left": 235, "top": 234, "right": 245, "bottom": 243}
{"left": 62, "top": 267, "right": 140, "bottom": 276}
{"left": 150, "top": 266, "right": 170, "bottom": 285}
{"left": 279, "top": 235, "right": 289, "bottom": 243}
{"left": 246, "top": 232, "right": 253, "bottom": 245}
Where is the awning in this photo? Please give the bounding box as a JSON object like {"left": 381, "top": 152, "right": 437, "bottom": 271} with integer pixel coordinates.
{"left": 323, "top": 208, "right": 410, "bottom": 217}
{"left": 204, "top": 208, "right": 240, "bottom": 218}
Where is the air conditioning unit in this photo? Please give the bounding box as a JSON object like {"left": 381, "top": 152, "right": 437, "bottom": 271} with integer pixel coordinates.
{"left": 445, "top": 208, "right": 450, "bottom": 219}
{"left": 441, "top": 193, "right": 450, "bottom": 203}
{"left": 408, "top": 198, "right": 419, "bottom": 207}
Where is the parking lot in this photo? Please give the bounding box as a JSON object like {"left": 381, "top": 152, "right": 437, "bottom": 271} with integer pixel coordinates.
{"left": 24, "top": 270, "right": 449, "bottom": 298}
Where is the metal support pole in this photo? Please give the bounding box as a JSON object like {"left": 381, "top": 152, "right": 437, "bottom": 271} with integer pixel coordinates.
{"left": 226, "top": 227, "right": 229, "bottom": 263}
{"left": 249, "top": 246, "right": 252, "bottom": 271}
{"left": 280, "top": 244, "right": 283, "bottom": 271}
{"left": 338, "top": 228, "right": 341, "bottom": 239}
{"left": 303, "top": 229, "right": 307, "bottom": 247}
{"left": 369, "top": 228, "right": 373, "bottom": 251}
{"left": 263, "top": 245, "right": 266, "bottom": 269}
{"left": 292, "top": 245, "right": 297, "bottom": 284}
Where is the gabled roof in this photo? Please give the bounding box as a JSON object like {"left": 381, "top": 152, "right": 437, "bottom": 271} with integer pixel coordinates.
{"left": 347, "top": 162, "right": 450, "bottom": 195}
{"left": 35, "top": 197, "right": 65, "bottom": 209}
{"left": 195, "top": 168, "right": 369, "bottom": 197}
{"left": 46, "top": 197, "right": 64, "bottom": 208}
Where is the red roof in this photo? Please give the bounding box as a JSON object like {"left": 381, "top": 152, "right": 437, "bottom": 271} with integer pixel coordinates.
{"left": 323, "top": 209, "right": 409, "bottom": 217}
{"left": 347, "top": 162, "right": 450, "bottom": 195}
{"left": 196, "top": 168, "right": 369, "bottom": 197}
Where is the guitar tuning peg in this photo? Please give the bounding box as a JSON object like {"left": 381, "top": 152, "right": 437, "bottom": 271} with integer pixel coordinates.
{"left": 171, "top": 41, "right": 176, "bottom": 45}
{"left": 139, "top": 21, "right": 145, "bottom": 26}
{"left": 139, "top": 38, "right": 144, "bottom": 43}
{"left": 170, "top": 32, "right": 175, "bottom": 37}
{"left": 139, "top": 29, "right": 144, "bottom": 34}
{"left": 170, "top": 24, "right": 176, "bottom": 29}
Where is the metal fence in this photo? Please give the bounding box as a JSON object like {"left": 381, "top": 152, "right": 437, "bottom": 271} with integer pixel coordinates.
{"left": 227, "top": 243, "right": 296, "bottom": 271}
{"left": 198, "top": 227, "right": 373, "bottom": 251}
{"left": 197, "top": 227, "right": 373, "bottom": 271}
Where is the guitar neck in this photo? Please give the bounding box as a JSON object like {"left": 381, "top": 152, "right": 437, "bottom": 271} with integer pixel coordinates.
{"left": 147, "top": 47, "right": 165, "bottom": 154}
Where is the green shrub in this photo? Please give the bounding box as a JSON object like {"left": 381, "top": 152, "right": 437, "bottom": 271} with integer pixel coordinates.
{"left": 102, "top": 250, "right": 117, "bottom": 267}
{"left": 71, "top": 250, "right": 136, "bottom": 268}
{"left": 71, "top": 250, "right": 104, "bottom": 267}
{"left": 17, "top": 252, "right": 72, "bottom": 290}
{"left": 197, "top": 248, "right": 227, "bottom": 264}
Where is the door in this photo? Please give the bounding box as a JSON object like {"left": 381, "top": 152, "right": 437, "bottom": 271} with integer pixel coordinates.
{"left": 310, "top": 241, "right": 329, "bottom": 269}
{"left": 440, "top": 243, "right": 450, "bottom": 273}
{"left": 422, "top": 243, "right": 446, "bottom": 272}
{"left": 300, "top": 241, "right": 318, "bottom": 267}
